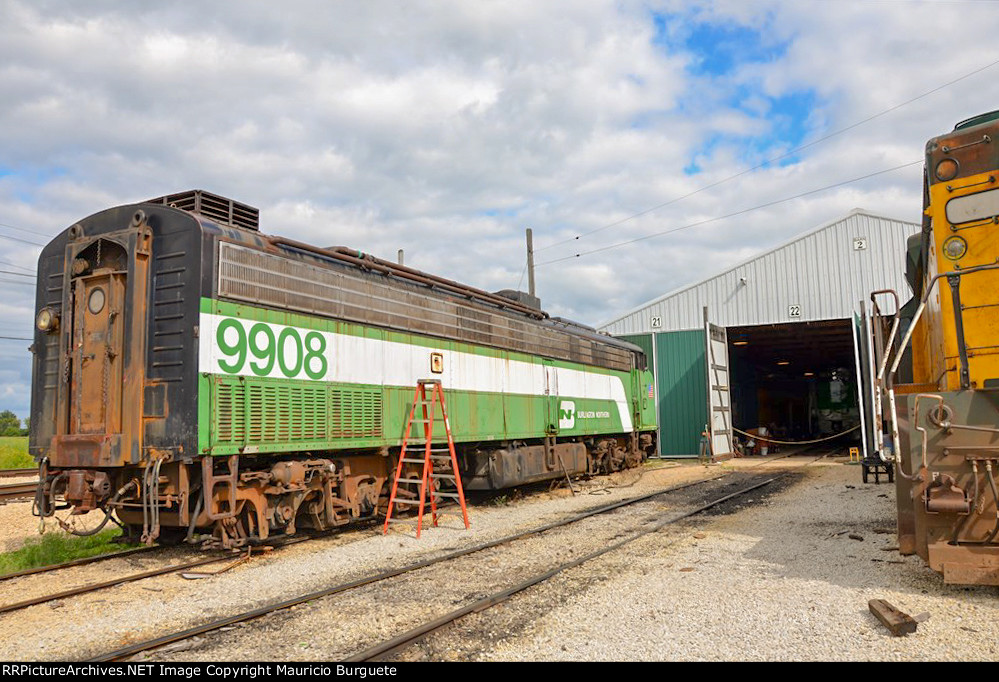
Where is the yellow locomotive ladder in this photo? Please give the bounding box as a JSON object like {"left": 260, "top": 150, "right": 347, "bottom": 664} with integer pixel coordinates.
{"left": 383, "top": 379, "right": 470, "bottom": 537}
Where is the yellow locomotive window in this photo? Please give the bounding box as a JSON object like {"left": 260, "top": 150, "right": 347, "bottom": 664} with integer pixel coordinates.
{"left": 945, "top": 187, "right": 999, "bottom": 225}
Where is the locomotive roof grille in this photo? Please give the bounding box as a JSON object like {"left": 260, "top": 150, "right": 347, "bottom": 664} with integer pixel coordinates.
{"left": 146, "top": 189, "right": 260, "bottom": 231}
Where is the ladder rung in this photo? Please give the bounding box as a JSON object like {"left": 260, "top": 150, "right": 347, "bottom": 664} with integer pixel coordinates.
{"left": 431, "top": 473, "right": 456, "bottom": 480}
{"left": 395, "top": 478, "right": 425, "bottom": 485}
{"left": 401, "top": 458, "right": 428, "bottom": 464}
{"left": 432, "top": 491, "right": 462, "bottom": 499}
{"left": 391, "top": 499, "right": 422, "bottom": 506}
{"left": 429, "top": 455, "right": 453, "bottom": 460}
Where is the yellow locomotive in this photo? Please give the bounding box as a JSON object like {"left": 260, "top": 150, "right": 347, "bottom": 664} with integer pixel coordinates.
{"left": 873, "top": 110, "right": 999, "bottom": 584}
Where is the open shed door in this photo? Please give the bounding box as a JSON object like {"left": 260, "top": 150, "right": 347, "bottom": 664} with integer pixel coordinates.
{"left": 704, "top": 308, "right": 734, "bottom": 460}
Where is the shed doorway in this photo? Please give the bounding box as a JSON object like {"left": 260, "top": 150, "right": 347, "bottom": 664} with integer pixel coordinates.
{"left": 726, "top": 319, "right": 863, "bottom": 453}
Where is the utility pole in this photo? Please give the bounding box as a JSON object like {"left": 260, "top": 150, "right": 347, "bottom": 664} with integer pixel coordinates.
{"left": 526, "top": 228, "right": 536, "bottom": 297}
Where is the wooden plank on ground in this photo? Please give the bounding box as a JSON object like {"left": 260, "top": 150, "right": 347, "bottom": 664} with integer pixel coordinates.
{"left": 868, "top": 599, "right": 918, "bottom": 636}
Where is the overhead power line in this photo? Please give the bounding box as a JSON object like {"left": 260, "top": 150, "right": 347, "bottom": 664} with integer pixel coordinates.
{"left": 0, "top": 277, "right": 36, "bottom": 287}
{"left": 0, "top": 231, "right": 45, "bottom": 247}
{"left": 535, "top": 55, "right": 999, "bottom": 253}
{"left": 536, "top": 159, "right": 922, "bottom": 266}
{"left": 0, "top": 258, "right": 36, "bottom": 273}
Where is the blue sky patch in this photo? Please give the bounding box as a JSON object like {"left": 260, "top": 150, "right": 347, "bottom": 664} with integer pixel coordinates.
{"left": 652, "top": 11, "right": 787, "bottom": 76}
{"left": 652, "top": 11, "right": 817, "bottom": 172}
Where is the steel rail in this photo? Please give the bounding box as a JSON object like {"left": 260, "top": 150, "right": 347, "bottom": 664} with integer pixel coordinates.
{"left": 0, "top": 481, "right": 38, "bottom": 502}
{"left": 348, "top": 476, "right": 781, "bottom": 662}
{"left": 0, "top": 545, "right": 160, "bottom": 582}
{"left": 90, "top": 472, "right": 735, "bottom": 662}
{"left": 0, "top": 468, "right": 35, "bottom": 479}
{"left": 0, "top": 555, "right": 237, "bottom": 615}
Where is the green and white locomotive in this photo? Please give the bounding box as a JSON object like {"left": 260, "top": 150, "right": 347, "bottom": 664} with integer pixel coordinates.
{"left": 29, "top": 190, "right": 657, "bottom": 546}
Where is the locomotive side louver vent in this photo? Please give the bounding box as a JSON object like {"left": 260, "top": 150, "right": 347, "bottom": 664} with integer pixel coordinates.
{"left": 217, "top": 242, "right": 635, "bottom": 372}
{"left": 146, "top": 190, "right": 259, "bottom": 231}
{"left": 210, "top": 377, "right": 383, "bottom": 450}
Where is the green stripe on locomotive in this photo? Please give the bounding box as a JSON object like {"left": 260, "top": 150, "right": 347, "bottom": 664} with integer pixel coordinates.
{"left": 196, "top": 297, "right": 656, "bottom": 456}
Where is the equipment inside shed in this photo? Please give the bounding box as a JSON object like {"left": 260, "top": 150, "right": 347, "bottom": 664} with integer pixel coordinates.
{"left": 726, "top": 319, "right": 861, "bottom": 451}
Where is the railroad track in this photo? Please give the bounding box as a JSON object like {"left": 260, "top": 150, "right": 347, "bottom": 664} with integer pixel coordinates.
{"left": 350, "top": 476, "right": 780, "bottom": 662}
{"left": 0, "top": 481, "right": 37, "bottom": 503}
{"left": 0, "top": 468, "right": 36, "bottom": 479}
{"left": 0, "top": 545, "right": 161, "bottom": 582}
{"left": 87, "top": 467, "right": 802, "bottom": 662}
{"left": 0, "top": 523, "right": 374, "bottom": 615}
{"left": 0, "top": 553, "right": 248, "bottom": 616}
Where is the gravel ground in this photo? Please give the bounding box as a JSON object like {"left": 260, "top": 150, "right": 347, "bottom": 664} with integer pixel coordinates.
{"left": 151, "top": 469, "right": 758, "bottom": 662}
{"left": 455, "top": 460, "right": 999, "bottom": 662}
{"left": 0, "top": 499, "right": 45, "bottom": 554}
{"left": 0, "top": 459, "right": 718, "bottom": 661}
{"left": 9, "top": 455, "right": 993, "bottom": 662}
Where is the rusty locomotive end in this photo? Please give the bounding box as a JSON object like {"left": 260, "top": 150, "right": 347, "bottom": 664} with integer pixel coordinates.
{"left": 869, "top": 111, "right": 999, "bottom": 584}
{"left": 29, "top": 191, "right": 657, "bottom": 547}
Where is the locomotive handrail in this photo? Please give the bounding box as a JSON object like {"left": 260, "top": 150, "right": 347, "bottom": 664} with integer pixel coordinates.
{"left": 883, "top": 260, "right": 999, "bottom": 477}
{"left": 869, "top": 289, "right": 902, "bottom": 464}
{"left": 268, "top": 236, "right": 549, "bottom": 320}
{"left": 870, "top": 289, "right": 901, "bottom": 382}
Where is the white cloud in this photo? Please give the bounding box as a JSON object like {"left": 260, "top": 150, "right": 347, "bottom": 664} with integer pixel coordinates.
{"left": 0, "top": 0, "right": 997, "bottom": 418}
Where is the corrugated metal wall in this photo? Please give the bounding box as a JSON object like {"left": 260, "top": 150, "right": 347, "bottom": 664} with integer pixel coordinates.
{"left": 601, "top": 211, "right": 919, "bottom": 335}
{"left": 617, "top": 333, "right": 653, "bottom": 368}
{"left": 655, "top": 330, "right": 707, "bottom": 457}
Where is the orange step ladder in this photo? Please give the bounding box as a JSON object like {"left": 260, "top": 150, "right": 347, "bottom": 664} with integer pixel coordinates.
{"left": 383, "top": 379, "right": 470, "bottom": 537}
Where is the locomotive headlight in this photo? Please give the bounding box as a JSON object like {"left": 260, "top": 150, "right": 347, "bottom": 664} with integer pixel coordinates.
{"left": 935, "top": 158, "right": 959, "bottom": 182}
{"left": 35, "top": 307, "right": 59, "bottom": 333}
{"left": 943, "top": 235, "right": 968, "bottom": 261}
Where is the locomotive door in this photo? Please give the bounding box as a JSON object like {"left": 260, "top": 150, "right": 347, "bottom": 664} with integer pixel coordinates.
{"left": 543, "top": 359, "right": 559, "bottom": 434}
{"left": 70, "top": 264, "right": 127, "bottom": 435}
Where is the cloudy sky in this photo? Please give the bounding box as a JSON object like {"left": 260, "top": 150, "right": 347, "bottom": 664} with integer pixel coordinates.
{"left": 0, "top": 0, "right": 997, "bottom": 420}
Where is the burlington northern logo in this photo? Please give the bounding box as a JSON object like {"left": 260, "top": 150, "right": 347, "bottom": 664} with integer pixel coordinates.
{"left": 558, "top": 401, "right": 575, "bottom": 429}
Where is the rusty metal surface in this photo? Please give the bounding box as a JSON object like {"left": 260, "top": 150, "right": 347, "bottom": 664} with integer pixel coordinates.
{"left": 926, "top": 119, "right": 997, "bottom": 188}
{"left": 221, "top": 241, "right": 635, "bottom": 372}
{"left": 145, "top": 190, "right": 259, "bottom": 231}
{"left": 462, "top": 443, "right": 588, "bottom": 490}
{"left": 895, "top": 390, "right": 999, "bottom": 581}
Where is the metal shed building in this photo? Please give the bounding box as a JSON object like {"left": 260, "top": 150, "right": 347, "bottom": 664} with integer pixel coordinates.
{"left": 600, "top": 209, "right": 919, "bottom": 458}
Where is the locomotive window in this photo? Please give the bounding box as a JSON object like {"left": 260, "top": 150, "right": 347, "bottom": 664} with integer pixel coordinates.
{"left": 88, "top": 287, "right": 106, "bottom": 315}
{"left": 946, "top": 187, "right": 999, "bottom": 225}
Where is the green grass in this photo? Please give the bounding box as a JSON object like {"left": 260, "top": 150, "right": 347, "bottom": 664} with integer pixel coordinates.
{"left": 0, "top": 528, "right": 125, "bottom": 575}
{"left": 0, "top": 436, "right": 33, "bottom": 470}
